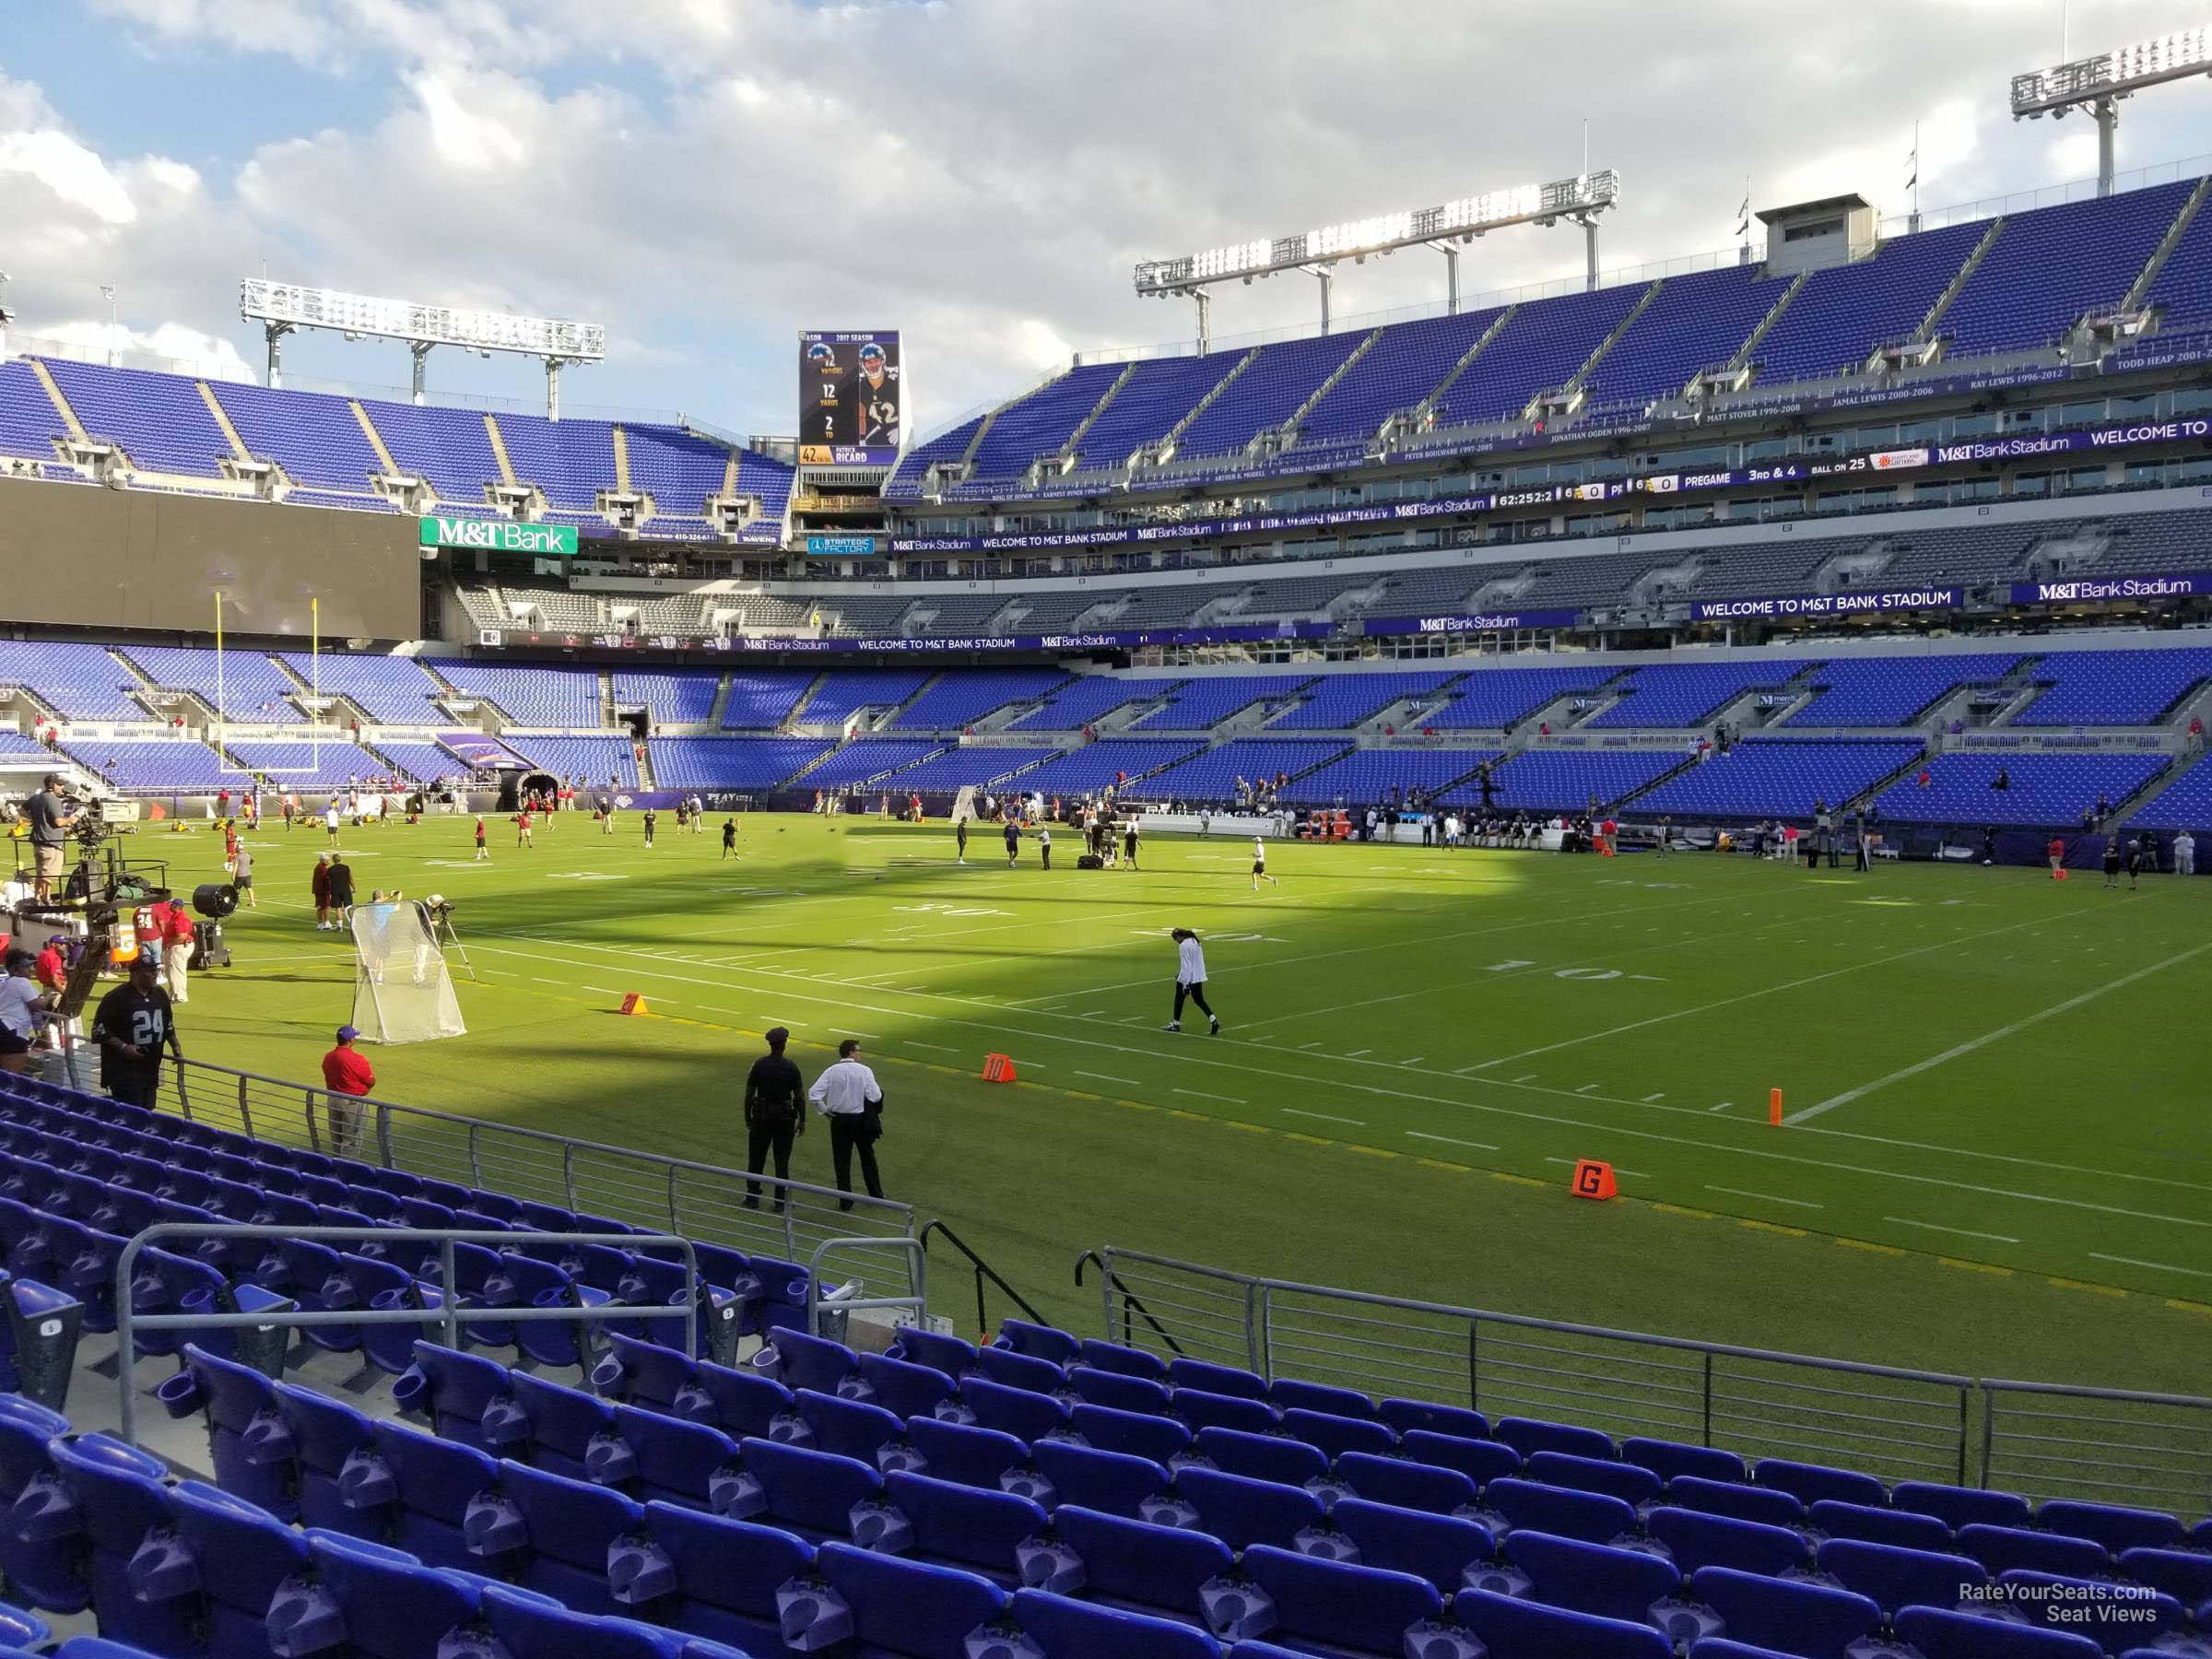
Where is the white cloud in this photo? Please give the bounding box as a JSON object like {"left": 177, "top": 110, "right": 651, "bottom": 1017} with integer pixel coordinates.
{"left": 27, "top": 0, "right": 2212, "bottom": 431}
{"left": 0, "top": 129, "right": 139, "bottom": 224}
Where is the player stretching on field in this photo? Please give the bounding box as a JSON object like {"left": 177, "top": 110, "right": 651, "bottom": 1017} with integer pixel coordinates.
{"left": 1163, "top": 928, "right": 1220, "bottom": 1035}
{"left": 1251, "top": 834, "right": 1278, "bottom": 891}
{"left": 956, "top": 818, "right": 968, "bottom": 865}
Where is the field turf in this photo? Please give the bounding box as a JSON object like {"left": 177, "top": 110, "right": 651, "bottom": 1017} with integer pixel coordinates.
{"left": 146, "top": 807, "right": 2210, "bottom": 1394}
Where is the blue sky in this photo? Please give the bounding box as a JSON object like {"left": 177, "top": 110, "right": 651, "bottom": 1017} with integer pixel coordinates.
{"left": 5, "top": 0, "right": 2211, "bottom": 441}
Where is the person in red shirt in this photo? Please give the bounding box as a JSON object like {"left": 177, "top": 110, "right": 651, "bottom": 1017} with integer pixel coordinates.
{"left": 321, "top": 1025, "right": 376, "bottom": 1155}
{"left": 2048, "top": 836, "right": 2066, "bottom": 880}
{"left": 161, "top": 904, "right": 195, "bottom": 1004}
{"left": 515, "top": 809, "right": 534, "bottom": 849}
{"left": 33, "top": 939, "right": 65, "bottom": 995}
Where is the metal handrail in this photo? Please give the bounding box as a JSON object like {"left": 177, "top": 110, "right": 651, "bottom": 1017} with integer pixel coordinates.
{"left": 918, "top": 1219, "right": 1045, "bottom": 1336}
{"left": 114, "top": 1225, "right": 697, "bottom": 1450}
{"left": 147, "top": 1054, "right": 915, "bottom": 1279}
{"left": 804, "top": 1236, "right": 925, "bottom": 1336}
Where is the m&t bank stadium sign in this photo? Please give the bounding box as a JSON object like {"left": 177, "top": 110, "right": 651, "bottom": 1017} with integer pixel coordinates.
{"left": 418, "top": 515, "right": 581, "bottom": 556}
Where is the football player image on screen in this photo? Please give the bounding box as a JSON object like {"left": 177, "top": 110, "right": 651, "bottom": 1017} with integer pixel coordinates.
{"left": 856, "top": 343, "right": 900, "bottom": 448}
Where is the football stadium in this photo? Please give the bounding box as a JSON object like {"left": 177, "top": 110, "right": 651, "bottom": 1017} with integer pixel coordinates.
{"left": 0, "top": 9, "right": 2208, "bottom": 1658}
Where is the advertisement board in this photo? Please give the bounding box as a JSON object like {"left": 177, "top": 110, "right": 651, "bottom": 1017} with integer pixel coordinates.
{"left": 799, "top": 330, "right": 902, "bottom": 465}
{"left": 418, "top": 516, "right": 580, "bottom": 556}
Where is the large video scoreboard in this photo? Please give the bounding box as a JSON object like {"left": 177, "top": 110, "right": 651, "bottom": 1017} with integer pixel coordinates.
{"left": 799, "top": 330, "right": 902, "bottom": 465}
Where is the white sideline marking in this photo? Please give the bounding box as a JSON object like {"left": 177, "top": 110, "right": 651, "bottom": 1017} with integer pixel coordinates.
{"left": 1077, "top": 1071, "right": 1137, "bottom": 1087}
{"left": 1407, "top": 1131, "right": 1500, "bottom": 1152}
{"left": 1284, "top": 1109, "right": 1363, "bottom": 1125}
{"left": 1786, "top": 941, "right": 2212, "bottom": 1124}
{"left": 1886, "top": 1217, "right": 2020, "bottom": 1244}
{"left": 1174, "top": 1088, "right": 1245, "bottom": 1105}
{"left": 2089, "top": 1253, "right": 2212, "bottom": 1279}
{"left": 1547, "top": 1157, "right": 1648, "bottom": 1177}
{"left": 1706, "top": 1185, "right": 1823, "bottom": 1210}
{"left": 470, "top": 939, "right": 2212, "bottom": 1231}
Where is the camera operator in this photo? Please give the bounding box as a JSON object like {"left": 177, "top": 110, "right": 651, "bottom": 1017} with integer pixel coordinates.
{"left": 22, "top": 775, "right": 78, "bottom": 903}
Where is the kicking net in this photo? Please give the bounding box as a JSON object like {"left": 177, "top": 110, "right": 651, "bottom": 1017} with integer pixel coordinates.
{"left": 348, "top": 900, "right": 466, "bottom": 1043}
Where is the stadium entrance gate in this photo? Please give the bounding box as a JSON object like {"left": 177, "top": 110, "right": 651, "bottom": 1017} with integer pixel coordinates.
{"left": 1076, "top": 1247, "right": 2211, "bottom": 1510}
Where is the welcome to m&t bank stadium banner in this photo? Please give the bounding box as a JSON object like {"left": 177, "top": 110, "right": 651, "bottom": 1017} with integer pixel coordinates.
{"left": 1690, "top": 587, "right": 1961, "bottom": 621}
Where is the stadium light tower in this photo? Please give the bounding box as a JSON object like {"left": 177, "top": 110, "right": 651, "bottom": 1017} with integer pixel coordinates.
{"left": 237, "top": 279, "right": 606, "bottom": 418}
{"left": 2011, "top": 26, "right": 2212, "bottom": 195}
{"left": 1135, "top": 171, "right": 1619, "bottom": 350}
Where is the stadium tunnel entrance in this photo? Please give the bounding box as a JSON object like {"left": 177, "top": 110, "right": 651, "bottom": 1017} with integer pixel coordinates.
{"left": 501, "top": 771, "right": 561, "bottom": 810}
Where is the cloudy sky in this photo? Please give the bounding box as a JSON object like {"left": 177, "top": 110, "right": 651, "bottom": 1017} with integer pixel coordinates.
{"left": 5, "top": 0, "right": 2209, "bottom": 439}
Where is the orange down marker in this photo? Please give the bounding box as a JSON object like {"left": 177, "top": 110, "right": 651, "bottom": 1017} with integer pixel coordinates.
{"left": 982, "top": 1053, "right": 1018, "bottom": 1083}
{"left": 1569, "top": 1159, "right": 1618, "bottom": 1200}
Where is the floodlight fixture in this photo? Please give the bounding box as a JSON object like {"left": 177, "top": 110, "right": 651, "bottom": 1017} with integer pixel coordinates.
{"left": 2010, "top": 26, "right": 2212, "bottom": 194}
{"left": 1134, "top": 171, "right": 1618, "bottom": 346}
{"left": 239, "top": 278, "right": 606, "bottom": 418}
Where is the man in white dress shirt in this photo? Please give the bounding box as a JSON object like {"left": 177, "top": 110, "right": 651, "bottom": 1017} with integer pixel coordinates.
{"left": 807, "top": 1037, "right": 886, "bottom": 1209}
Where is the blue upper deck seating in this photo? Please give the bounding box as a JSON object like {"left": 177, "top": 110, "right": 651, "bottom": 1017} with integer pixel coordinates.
{"left": 1940, "top": 181, "right": 2194, "bottom": 356}
{"left": 1583, "top": 266, "right": 1791, "bottom": 408}
{"left": 1175, "top": 331, "right": 1371, "bottom": 461}
{"left": 1783, "top": 655, "right": 2023, "bottom": 727}
{"left": 124, "top": 646, "right": 305, "bottom": 726}
{"left": 495, "top": 417, "right": 616, "bottom": 510}
{"left": 43, "top": 359, "right": 230, "bottom": 477}
{"left": 359, "top": 400, "right": 502, "bottom": 502}
{"left": 0, "top": 360, "right": 64, "bottom": 462}
{"left": 279, "top": 653, "right": 441, "bottom": 724}
{"left": 2008, "top": 648, "right": 2212, "bottom": 727}
{"left": 1871, "top": 751, "right": 2173, "bottom": 827}
{"left": 965, "top": 364, "right": 1126, "bottom": 481}
{"left": 1293, "top": 308, "right": 1508, "bottom": 444}
{"left": 210, "top": 381, "right": 383, "bottom": 492}
{"left": 1073, "top": 353, "right": 1239, "bottom": 467}
{"left": 1432, "top": 281, "right": 1650, "bottom": 428}
{"left": 0, "top": 642, "right": 141, "bottom": 720}
{"left": 1754, "top": 220, "right": 1986, "bottom": 382}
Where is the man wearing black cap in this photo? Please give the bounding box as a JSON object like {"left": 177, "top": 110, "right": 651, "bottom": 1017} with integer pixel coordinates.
{"left": 23, "top": 775, "right": 78, "bottom": 903}
{"left": 742, "top": 1027, "right": 806, "bottom": 1211}
{"left": 90, "top": 951, "right": 179, "bottom": 1108}
{"left": 322, "top": 1024, "right": 376, "bottom": 1156}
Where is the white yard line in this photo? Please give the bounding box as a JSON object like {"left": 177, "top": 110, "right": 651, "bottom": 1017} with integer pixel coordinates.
{"left": 1076, "top": 1071, "right": 1138, "bottom": 1087}
{"left": 1885, "top": 1217, "right": 2021, "bottom": 1245}
{"left": 1786, "top": 941, "right": 2212, "bottom": 1124}
{"left": 2088, "top": 1253, "right": 2212, "bottom": 1278}
{"left": 1173, "top": 1088, "right": 1245, "bottom": 1105}
{"left": 1406, "top": 1131, "right": 1500, "bottom": 1152}
{"left": 1284, "top": 1108, "right": 1364, "bottom": 1125}
{"left": 1706, "top": 1185, "right": 1824, "bottom": 1210}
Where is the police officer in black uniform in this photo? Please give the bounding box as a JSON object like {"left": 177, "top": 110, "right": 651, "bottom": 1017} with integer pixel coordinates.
{"left": 741, "top": 1027, "right": 806, "bottom": 1211}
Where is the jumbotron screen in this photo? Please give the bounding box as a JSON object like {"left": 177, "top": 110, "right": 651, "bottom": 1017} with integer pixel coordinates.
{"left": 798, "top": 330, "right": 902, "bottom": 465}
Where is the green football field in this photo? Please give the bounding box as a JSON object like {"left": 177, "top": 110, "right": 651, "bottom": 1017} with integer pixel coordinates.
{"left": 135, "top": 808, "right": 2211, "bottom": 1394}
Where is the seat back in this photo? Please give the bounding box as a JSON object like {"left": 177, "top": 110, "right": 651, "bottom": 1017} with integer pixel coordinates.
{"left": 1174, "top": 1465, "right": 1325, "bottom": 1552}
{"left": 1643, "top": 1505, "right": 1807, "bottom": 1578}
{"left": 1814, "top": 1536, "right": 1989, "bottom": 1615}
{"left": 1193, "top": 1425, "right": 1326, "bottom": 1488}
{"left": 1029, "top": 1440, "right": 1167, "bottom": 1518}
{"left": 905, "top": 1415, "right": 1028, "bottom": 1489}
{"left": 1504, "top": 1528, "right": 1682, "bottom": 1625}
{"left": 1008, "top": 1587, "right": 1222, "bottom": 1659}
{"left": 883, "top": 1468, "right": 1050, "bottom": 1576}
{"left": 1688, "top": 1565, "right": 1883, "bottom": 1659}
{"left": 1451, "top": 1584, "right": 1672, "bottom": 1659}
{"left": 1324, "top": 1496, "right": 1492, "bottom": 1591}
{"left": 1241, "top": 1543, "right": 1443, "bottom": 1652}
{"left": 1052, "top": 1505, "right": 1233, "bottom": 1618}
{"left": 737, "top": 1436, "right": 882, "bottom": 1539}
{"left": 815, "top": 1541, "right": 1009, "bottom": 1659}
{"left": 1485, "top": 1477, "right": 1637, "bottom": 1544}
